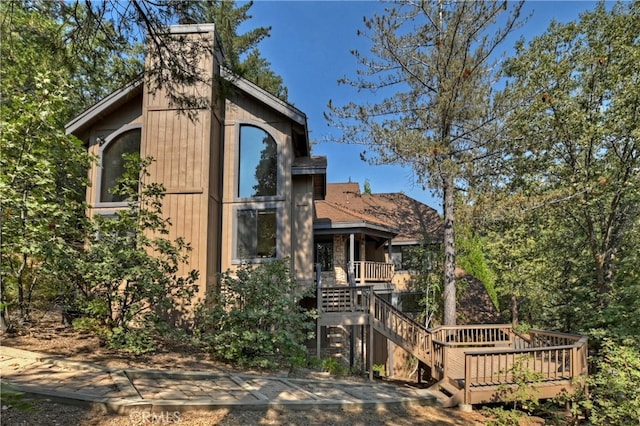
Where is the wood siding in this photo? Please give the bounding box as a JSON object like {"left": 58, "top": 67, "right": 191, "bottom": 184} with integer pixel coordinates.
{"left": 141, "top": 28, "right": 221, "bottom": 301}
{"left": 220, "top": 89, "right": 303, "bottom": 277}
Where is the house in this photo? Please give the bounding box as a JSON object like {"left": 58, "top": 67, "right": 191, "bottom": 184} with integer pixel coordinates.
{"left": 65, "top": 22, "right": 489, "bottom": 375}
{"left": 66, "top": 25, "right": 588, "bottom": 405}
{"left": 66, "top": 24, "right": 325, "bottom": 306}
{"left": 314, "top": 182, "right": 445, "bottom": 376}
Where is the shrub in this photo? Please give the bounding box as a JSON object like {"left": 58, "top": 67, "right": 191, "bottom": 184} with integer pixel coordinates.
{"left": 199, "top": 260, "right": 315, "bottom": 369}
{"left": 74, "top": 156, "right": 198, "bottom": 353}
{"left": 586, "top": 338, "right": 640, "bottom": 425}
{"left": 321, "top": 357, "right": 348, "bottom": 376}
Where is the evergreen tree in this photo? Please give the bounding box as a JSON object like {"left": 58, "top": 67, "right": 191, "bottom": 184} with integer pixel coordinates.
{"left": 184, "top": 0, "right": 288, "bottom": 100}
{"left": 326, "top": 1, "right": 524, "bottom": 325}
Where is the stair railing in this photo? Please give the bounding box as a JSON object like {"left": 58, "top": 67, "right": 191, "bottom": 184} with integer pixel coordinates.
{"left": 370, "top": 293, "right": 432, "bottom": 364}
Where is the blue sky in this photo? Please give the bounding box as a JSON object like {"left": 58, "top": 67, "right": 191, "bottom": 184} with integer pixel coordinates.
{"left": 238, "top": 1, "right": 600, "bottom": 212}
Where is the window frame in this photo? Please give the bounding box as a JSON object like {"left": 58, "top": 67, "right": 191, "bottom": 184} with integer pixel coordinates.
{"left": 315, "top": 238, "right": 334, "bottom": 272}
{"left": 232, "top": 203, "right": 281, "bottom": 264}
{"left": 95, "top": 123, "right": 142, "bottom": 208}
{"left": 234, "top": 122, "right": 282, "bottom": 202}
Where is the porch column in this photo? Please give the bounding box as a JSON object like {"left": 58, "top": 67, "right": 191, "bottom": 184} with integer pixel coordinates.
{"left": 360, "top": 237, "right": 366, "bottom": 285}
{"left": 348, "top": 233, "right": 355, "bottom": 286}
{"left": 348, "top": 233, "right": 355, "bottom": 369}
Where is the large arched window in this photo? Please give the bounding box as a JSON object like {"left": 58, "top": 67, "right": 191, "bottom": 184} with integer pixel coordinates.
{"left": 99, "top": 128, "right": 141, "bottom": 203}
{"left": 238, "top": 125, "right": 277, "bottom": 198}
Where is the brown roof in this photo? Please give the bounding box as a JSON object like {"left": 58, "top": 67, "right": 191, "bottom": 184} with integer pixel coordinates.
{"left": 314, "top": 200, "right": 396, "bottom": 231}
{"left": 456, "top": 269, "right": 501, "bottom": 324}
{"left": 316, "top": 183, "right": 443, "bottom": 243}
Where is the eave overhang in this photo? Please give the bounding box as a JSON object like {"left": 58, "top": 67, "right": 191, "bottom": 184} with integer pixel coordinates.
{"left": 313, "top": 221, "right": 397, "bottom": 239}
{"left": 65, "top": 79, "right": 143, "bottom": 137}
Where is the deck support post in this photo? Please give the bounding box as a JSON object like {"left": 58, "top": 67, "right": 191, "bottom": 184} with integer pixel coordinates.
{"left": 360, "top": 238, "right": 366, "bottom": 285}
{"left": 368, "top": 322, "right": 374, "bottom": 381}
{"left": 316, "top": 264, "right": 322, "bottom": 360}
{"left": 368, "top": 287, "right": 375, "bottom": 381}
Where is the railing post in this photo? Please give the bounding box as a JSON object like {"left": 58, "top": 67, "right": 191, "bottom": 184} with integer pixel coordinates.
{"left": 465, "top": 354, "right": 471, "bottom": 404}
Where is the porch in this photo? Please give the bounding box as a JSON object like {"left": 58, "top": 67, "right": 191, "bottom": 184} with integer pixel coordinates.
{"left": 316, "top": 286, "right": 588, "bottom": 408}
{"left": 353, "top": 260, "right": 395, "bottom": 283}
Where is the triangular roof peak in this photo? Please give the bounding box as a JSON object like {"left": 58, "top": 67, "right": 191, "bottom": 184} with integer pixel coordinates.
{"left": 66, "top": 23, "right": 308, "bottom": 140}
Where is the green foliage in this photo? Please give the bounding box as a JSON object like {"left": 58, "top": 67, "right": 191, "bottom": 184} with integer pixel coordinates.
{"left": 372, "top": 363, "right": 385, "bottom": 377}
{"left": 399, "top": 243, "right": 443, "bottom": 327}
{"left": 501, "top": 355, "right": 544, "bottom": 412}
{"left": 481, "top": 406, "right": 523, "bottom": 426}
{"left": 181, "top": 0, "right": 288, "bottom": 101}
{"left": 586, "top": 338, "right": 640, "bottom": 425}
{"left": 198, "top": 260, "right": 314, "bottom": 369}
{"left": 484, "top": 216, "right": 554, "bottom": 327}
{"left": 74, "top": 156, "right": 198, "bottom": 353}
{"left": 488, "top": 1, "right": 640, "bottom": 333}
{"left": 363, "top": 179, "right": 372, "bottom": 194}
{"left": 0, "top": 3, "right": 90, "bottom": 328}
{"left": 456, "top": 227, "right": 498, "bottom": 310}
{"left": 321, "top": 357, "right": 348, "bottom": 377}
{"left": 482, "top": 355, "right": 545, "bottom": 425}
{"left": 0, "top": 382, "right": 34, "bottom": 412}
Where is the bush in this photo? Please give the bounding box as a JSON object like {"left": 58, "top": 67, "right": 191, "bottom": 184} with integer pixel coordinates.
{"left": 321, "top": 357, "right": 348, "bottom": 376}
{"left": 74, "top": 156, "right": 198, "bottom": 353}
{"left": 586, "top": 338, "right": 640, "bottom": 425}
{"left": 198, "top": 260, "right": 315, "bottom": 369}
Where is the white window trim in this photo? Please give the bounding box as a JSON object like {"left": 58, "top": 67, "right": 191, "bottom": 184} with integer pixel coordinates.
{"left": 94, "top": 123, "right": 142, "bottom": 208}
{"left": 234, "top": 121, "right": 284, "bottom": 203}
{"left": 232, "top": 202, "right": 282, "bottom": 264}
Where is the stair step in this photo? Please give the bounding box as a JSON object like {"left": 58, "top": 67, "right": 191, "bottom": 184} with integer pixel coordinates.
{"left": 428, "top": 389, "right": 449, "bottom": 403}
{"left": 440, "top": 381, "right": 461, "bottom": 396}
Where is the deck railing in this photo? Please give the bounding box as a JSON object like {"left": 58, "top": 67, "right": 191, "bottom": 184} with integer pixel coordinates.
{"left": 353, "top": 261, "right": 394, "bottom": 282}
{"left": 317, "top": 287, "right": 588, "bottom": 406}
{"left": 431, "top": 324, "right": 514, "bottom": 346}
{"left": 528, "top": 329, "right": 585, "bottom": 348}
{"left": 465, "top": 345, "right": 576, "bottom": 386}
{"left": 319, "top": 285, "right": 372, "bottom": 313}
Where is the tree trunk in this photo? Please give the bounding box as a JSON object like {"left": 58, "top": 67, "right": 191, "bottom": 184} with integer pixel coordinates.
{"left": 442, "top": 175, "right": 456, "bottom": 326}
{"left": 511, "top": 293, "right": 519, "bottom": 327}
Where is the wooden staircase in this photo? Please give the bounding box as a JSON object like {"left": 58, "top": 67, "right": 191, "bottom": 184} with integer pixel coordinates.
{"left": 370, "top": 293, "right": 432, "bottom": 365}
{"left": 317, "top": 285, "right": 589, "bottom": 408}
{"left": 427, "top": 378, "right": 465, "bottom": 408}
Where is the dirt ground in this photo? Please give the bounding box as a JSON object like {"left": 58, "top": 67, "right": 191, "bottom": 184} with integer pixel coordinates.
{"left": 0, "top": 311, "right": 489, "bottom": 426}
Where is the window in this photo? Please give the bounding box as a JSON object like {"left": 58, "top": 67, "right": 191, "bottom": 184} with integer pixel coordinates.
{"left": 100, "top": 128, "right": 141, "bottom": 203}
{"left": 315, "top": 240, "right": 334, "bottom": 271}
{"left": 236, "top": 209, "right": 277, "bottom": 259}
{"left": 391, "top": 245, "right": 419, "bottom": 271}
{"left": 392, "top": 245, "right": 435, "bottom": 272}
{"left": 238, "top": 125, "right": 277, "bottom": 198}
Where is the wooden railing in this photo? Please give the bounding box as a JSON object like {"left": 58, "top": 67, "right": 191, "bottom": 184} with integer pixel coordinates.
{"left": 465, "top": 346, "right": 575, "bottom": 386}
{"left": 353, "top": 261, "right": 394, "bottom": 282}
{"left": 320, "top": 285, "right": 372, "bottom": 313}
{"left": 371, "top": 294, "right": 431, "bottom": 363}
{"left": 316, "top": 287, "right": 588, "bottom": 406}
{"left": 431, "top": 324, "right": 514, "bottom": 346}
{"left": 528, "top": 329, "right": 585, "bottom": 348}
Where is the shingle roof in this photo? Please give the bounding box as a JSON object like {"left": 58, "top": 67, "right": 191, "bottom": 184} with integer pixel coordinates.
{"left": 315, "top": 183, "right": 443, "bottom": 243}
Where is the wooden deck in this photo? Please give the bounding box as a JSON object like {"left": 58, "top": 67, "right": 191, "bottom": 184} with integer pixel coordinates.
{"left": 317, "top": 286, "right": 588, "bottom": 407}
